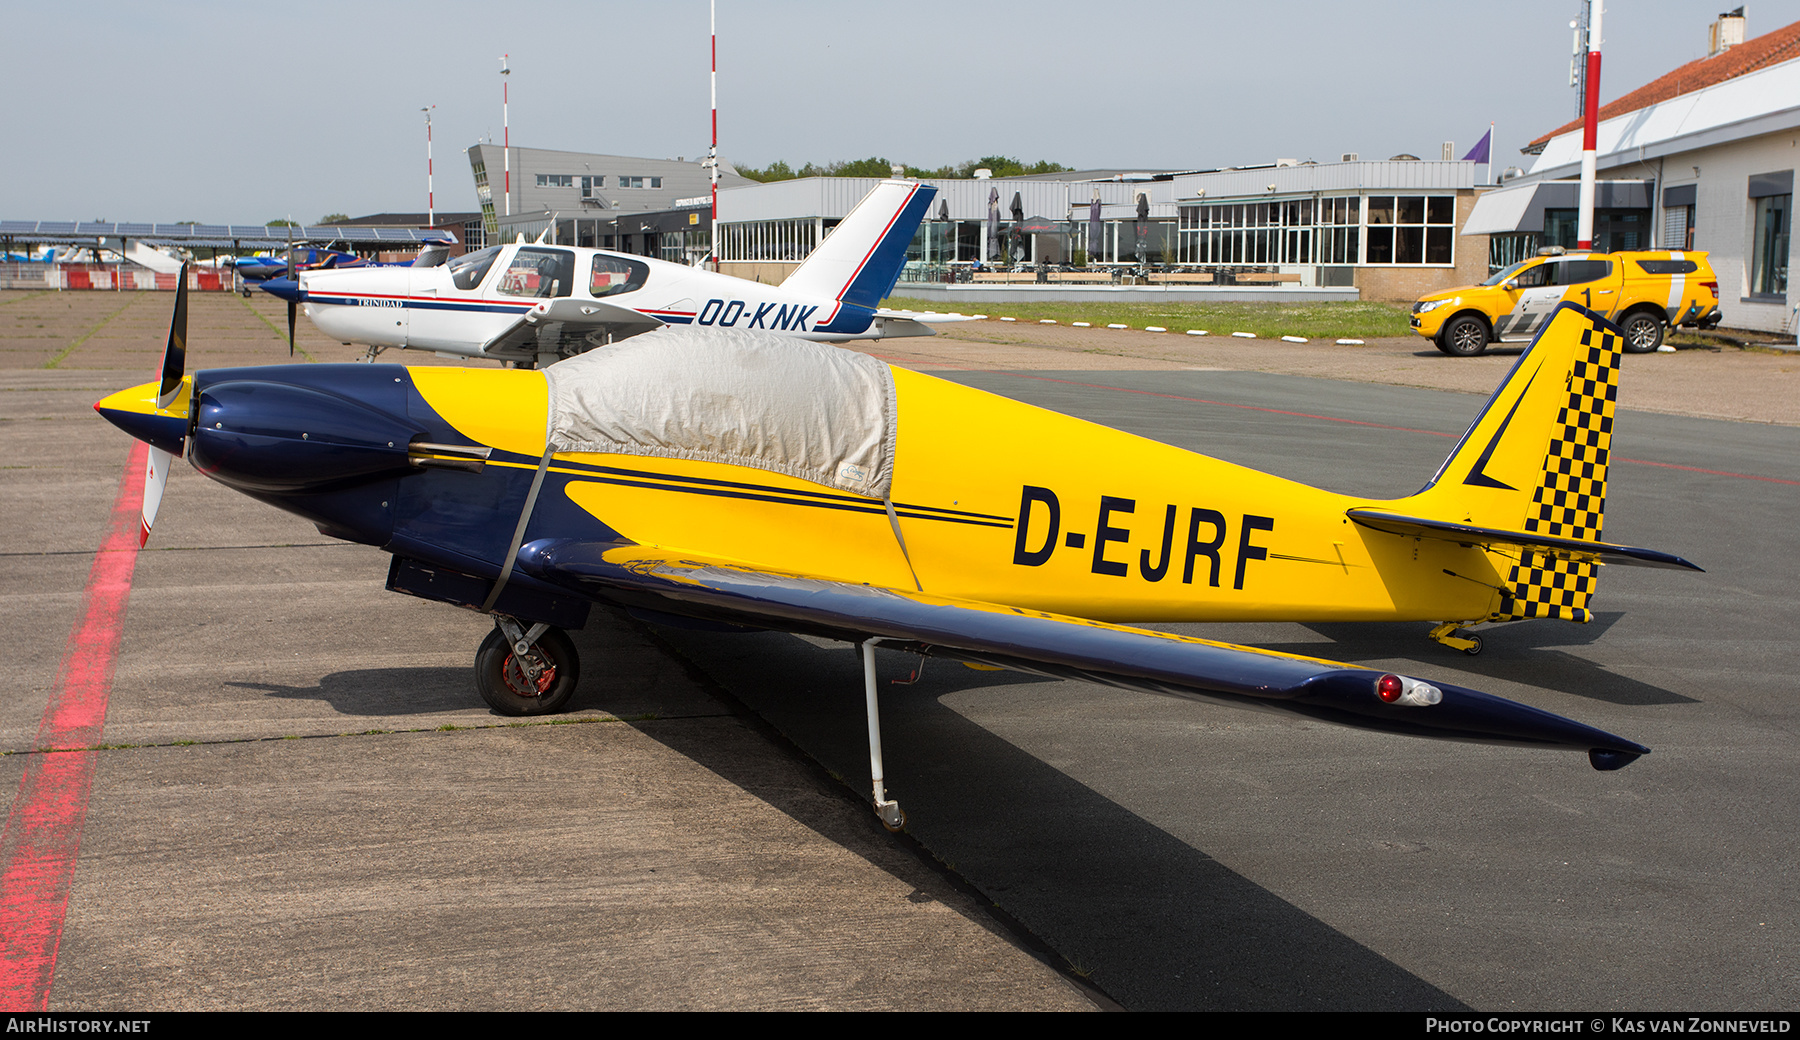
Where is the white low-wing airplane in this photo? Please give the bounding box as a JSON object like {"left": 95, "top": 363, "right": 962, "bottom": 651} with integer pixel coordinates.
{"left": 263, "top": 179, "right": 965, "bottom": 366}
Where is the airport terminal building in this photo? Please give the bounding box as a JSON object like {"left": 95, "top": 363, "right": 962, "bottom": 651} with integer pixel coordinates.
{"left": 1463, "top": 11, "right": 1799, "bottom": 333}
{"left": 713, "top": 160, "right": 1489, "bottom": 300}
{"left": 467, "top": 144, "right": 754, "bottom": 263}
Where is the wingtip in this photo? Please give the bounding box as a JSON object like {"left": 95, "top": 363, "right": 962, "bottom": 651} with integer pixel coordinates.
{"left": 1589, "top": 746, "right": 1647, "bottom": 770}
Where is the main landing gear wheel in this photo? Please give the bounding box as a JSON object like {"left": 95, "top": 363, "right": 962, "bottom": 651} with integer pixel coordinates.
{"left": 475, "top": 626, "right": 580, "bottom": 716}
{"left": 1621, "top": 311, "right": 1666, "bottom": 354}
{"left": 1438, "top": 315, "right": 1490, "bottom": 357}
{"left": 1427, "top": 622, "right": 1483, "bottom": 655}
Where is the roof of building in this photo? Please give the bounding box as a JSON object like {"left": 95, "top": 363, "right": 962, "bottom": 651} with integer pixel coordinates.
{"left": 1525, "top": 18, "right": 1800, "bottom": 153}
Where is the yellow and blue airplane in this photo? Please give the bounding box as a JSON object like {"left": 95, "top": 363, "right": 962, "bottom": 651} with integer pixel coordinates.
{"left": 97, "top": 269, "right": 1696, "bottom": 827}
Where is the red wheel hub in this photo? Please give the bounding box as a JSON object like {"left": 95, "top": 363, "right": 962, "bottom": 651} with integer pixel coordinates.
{"left": 501, "top": 653, "right": 556, "bottom": 697}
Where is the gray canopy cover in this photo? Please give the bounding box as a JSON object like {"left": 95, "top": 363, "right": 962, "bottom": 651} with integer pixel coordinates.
{"left": 541, "top": 326, "right": 898, "bottom": 500}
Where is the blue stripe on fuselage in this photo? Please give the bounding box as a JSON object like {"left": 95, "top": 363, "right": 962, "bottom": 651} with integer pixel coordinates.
{"left": 812, "top": 303, "right": 876, "bottom": 335}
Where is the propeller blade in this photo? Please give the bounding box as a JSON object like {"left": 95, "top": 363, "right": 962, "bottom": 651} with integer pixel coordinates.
{"left": 141, "top": 446, "right": 172, "bottom": 547}
{"left": 158, "top": 263, "right": 189, "bottom": 408}
{"left": 143, "top": 264, "right": 188, "bottom": 547}
{"left": 287, "top": 299, "right": 297, "bottom": 357}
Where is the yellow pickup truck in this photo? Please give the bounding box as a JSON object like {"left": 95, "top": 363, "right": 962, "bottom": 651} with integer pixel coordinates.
{"left": 1411, "top": 250, "right": 1721, "bottom": 356}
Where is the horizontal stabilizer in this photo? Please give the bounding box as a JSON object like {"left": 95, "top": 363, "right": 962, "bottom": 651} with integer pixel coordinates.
{"left": 1347, "top": 509, "right": 1702, "bottom": 571}
{"left": 873, "top": 309, "right": 980, "bottom": 324}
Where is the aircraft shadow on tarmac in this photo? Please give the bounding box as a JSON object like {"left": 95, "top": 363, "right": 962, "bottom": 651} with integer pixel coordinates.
{"left": 618, "top": 625, "right": 1471, "bottom": 1012}
{"left": 1280, "top": 614, "right": 1695, "bottom": 706}
{"left": 226, "top": 668, "right": 474, "bottom": 716}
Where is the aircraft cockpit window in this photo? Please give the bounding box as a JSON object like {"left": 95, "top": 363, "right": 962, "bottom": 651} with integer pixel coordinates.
{"left": 497, "top": 248, "right": 576, "bottom": 298}
{"left": 447, "top": 246, "right": 501, "bottom": 290}
{"left": 589, "top": 256, "right": 649, "bottom": 298}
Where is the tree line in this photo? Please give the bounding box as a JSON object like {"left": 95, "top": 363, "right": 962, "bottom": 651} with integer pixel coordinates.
{"left": 736, "top": 155, "right": 1072, "bottom": 182}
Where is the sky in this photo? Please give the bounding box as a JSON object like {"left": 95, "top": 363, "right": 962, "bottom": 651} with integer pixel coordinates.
{"left": 8, "top": 0, "right": 1800, "bottom": 225}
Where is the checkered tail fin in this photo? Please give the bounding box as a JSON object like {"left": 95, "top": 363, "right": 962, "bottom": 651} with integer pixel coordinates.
{"left": 1403, "top": 303, "right": 1624, "bottom": 623}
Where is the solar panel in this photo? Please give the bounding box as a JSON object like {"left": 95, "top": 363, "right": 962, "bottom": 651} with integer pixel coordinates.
{"left": 116, "top": 223, "right": 156, "bottom": 236}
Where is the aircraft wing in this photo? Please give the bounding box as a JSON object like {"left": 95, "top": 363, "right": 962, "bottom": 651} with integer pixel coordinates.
{"left": 515, "top": 539, "right": 1649, "bottom": 764}
{"left": 868, "top": 309, "right": 981, "bottom": 339}
{"left": 479, "top": 297, "right": 666, "bottom": 360}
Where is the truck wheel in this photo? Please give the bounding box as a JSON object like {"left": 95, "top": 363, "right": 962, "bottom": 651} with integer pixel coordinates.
{"left": 1439, "top": 315, "right": 1489, "bottom": 357}
{"left": 1621, "top": 311, "right": 1665, "bottom": 354}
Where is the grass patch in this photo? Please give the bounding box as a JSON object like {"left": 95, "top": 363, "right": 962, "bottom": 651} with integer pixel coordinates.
{"left": 883, "top": 296, "right": 1412, "bottom": 340}
{"left": 42, "top": 295, "right": 138, "bottom": 369}
{"left": 238, "top": 293, "right": 316, "bottom": 362}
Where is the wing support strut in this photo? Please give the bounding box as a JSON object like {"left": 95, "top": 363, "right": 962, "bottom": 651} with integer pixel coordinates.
{"left": 862, "top": 639, "right": 906, "bottom": 831}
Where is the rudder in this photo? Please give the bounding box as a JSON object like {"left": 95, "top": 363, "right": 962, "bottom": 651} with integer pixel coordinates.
{"left": 780, "top": 179, "right": 936, "bottom": 311}
{"left": 1403, "top": 303, "right": 1625, "bottom": 623}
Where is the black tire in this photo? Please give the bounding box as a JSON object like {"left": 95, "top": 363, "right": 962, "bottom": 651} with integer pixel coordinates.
{"left": 475, "top": 626, "right": 580, "bottom": 716}
{"left": 1621, "top": 310, "right": 1665, "bottom": 353}
{"left": 1439, "top": 315, "right": 1489, "bottom": 357}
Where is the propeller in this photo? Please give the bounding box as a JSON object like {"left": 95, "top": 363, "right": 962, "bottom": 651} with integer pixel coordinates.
{"left": 285, "top": 222, "right": 297, "bottom": 356}
{"left": 142, "top": 262, "right": 190, "bottom": 546}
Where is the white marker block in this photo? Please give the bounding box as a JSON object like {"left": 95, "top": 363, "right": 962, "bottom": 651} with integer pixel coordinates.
{"left": 1073, "top": 322, "right": 1091, "bottom": 327}
{"left": 1186, "top": 330, "right": 1208, "bottom": 336}
{"left": 1000, "top": 316, "right": 1016, "bottom": 322}
{"left": 1145, "top": 326, "right": 1167, "bottom": 333}
{"left": 1232, "top": 331, "right": 1257, "bottom": 338}
{"left": 1107, "top": 323, "right": 1128, "bottom": 329}
{"left": 1281, "top": 335, "right": 1308, "bottom": 343}
{"left": 1336, "top": 338, "right": 1365, "bottom": 345}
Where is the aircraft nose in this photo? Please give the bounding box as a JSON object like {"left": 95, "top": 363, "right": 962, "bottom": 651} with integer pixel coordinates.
{"left": 260, "top": 277, "right": 303, "bottom": 302}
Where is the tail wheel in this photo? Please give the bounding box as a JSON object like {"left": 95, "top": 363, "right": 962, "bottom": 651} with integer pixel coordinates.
{"left": 1439, "top": 315, "right": 1490, "bottom": 357}
{"left": 1621, "top": 311, "right": 1665, "bottom": 354}
{"left": 475, "top": 626, "right": 580, "bottom": 716}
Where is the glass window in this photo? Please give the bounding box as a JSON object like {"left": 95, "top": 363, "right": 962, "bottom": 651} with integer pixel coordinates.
{"left": 447, "top": 245, "right": 501, "bottom": 290}
{"left": 1482, "top": 258, "right": 1539, "bottom": 287}
{"left": 1507, "top": 261, "right": 1550, "bottom": 288}
{"left": 1366, "top": 226, "right": 1394, "bottom": 263}
{"left": 1426, "top": 226, "right": 1453, "bottom": 264}
{"left": 1548, "top": 259, "right": 1612, "bottom": 285}
{"left": 495, "top": 247, "right": 576, "bottom": 298}
{"left": 1752, "top": 194, "right": 1789, "bottom": 297}
{"left": 590, "top": 255, "right": 648, "bottom": 298}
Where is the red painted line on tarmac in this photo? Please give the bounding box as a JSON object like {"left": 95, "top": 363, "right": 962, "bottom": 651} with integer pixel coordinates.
{"left": 1612, "top": 457, "right": 1800, "bottom": 486}
{"left": 883, "top": 364, "right": 1798, "bottom": 488}
{"left": 0, "top": 440, "right": 146, "bottom": 1011}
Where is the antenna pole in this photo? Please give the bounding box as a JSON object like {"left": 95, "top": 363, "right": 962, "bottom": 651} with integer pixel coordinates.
{"left": 710, "top": 0, "right": 719, "bottom": 270}
{"left": 422, "top": 105, "right": 435, "bottom": 228}
{"left": 501, "top": 55, "right": 512, "bottom": 218}
{"left": 1577, "top": 1, "right": 1603, "bottom": 250}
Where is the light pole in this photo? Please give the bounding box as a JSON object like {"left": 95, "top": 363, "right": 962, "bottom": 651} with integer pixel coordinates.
{"left": 422, "top": 105, "right": 435, "bottom": 228}
{"left": 500, "top": 54, "right": 511, "bottom": 219}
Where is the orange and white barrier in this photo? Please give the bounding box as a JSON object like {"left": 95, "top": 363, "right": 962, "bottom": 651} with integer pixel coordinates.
{"left": 29, "top": 264, "right": 236, "bottom": 291}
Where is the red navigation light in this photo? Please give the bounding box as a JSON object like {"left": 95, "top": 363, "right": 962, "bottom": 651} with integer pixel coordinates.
{"left": 1377, "top": 674, "right": 1404, "bottom": 703}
